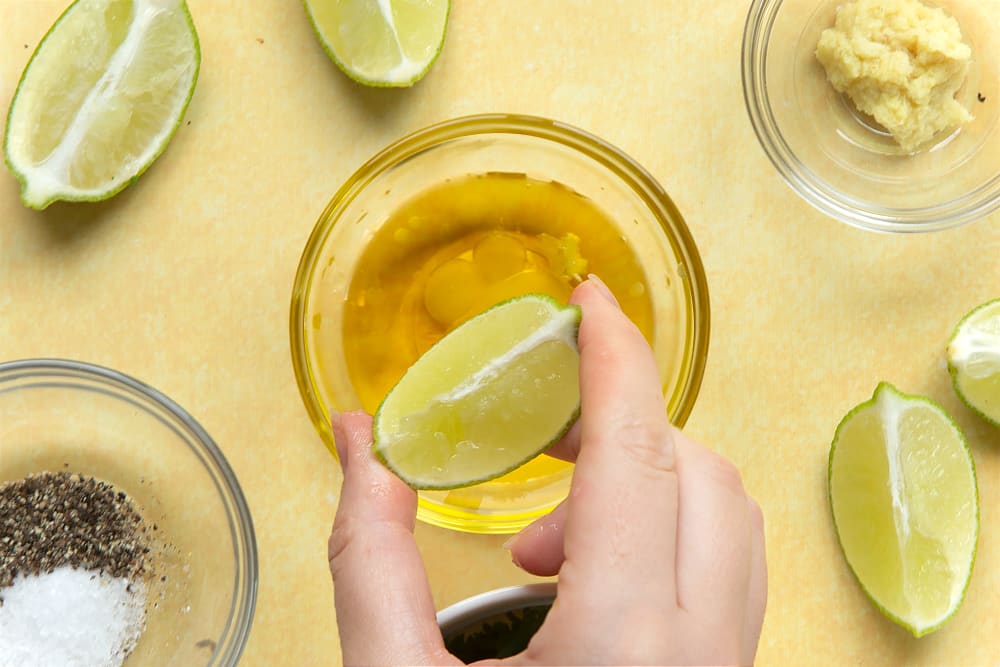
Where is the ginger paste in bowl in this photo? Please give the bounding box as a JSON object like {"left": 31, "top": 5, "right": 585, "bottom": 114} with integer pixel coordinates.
{"left": 816, "top": 0, "right": 972, "bottom": 152}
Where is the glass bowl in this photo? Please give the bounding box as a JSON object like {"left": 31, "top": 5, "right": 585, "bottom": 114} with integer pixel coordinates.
{"left": 290, "top": 113, "right": 710, "bottom": 534}
{"left": 0, "top": 359, "right": 257, "bottom": 666}
{"left": 742, "top": 0, "right": 1000, "bottom": 232}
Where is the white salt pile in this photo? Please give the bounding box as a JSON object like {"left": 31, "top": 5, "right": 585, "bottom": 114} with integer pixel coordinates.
{"left": 0, "top": 565, "right": 147, "bottom": 667}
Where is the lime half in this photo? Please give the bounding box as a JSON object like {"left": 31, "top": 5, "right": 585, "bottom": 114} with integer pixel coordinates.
{"left": 373, "top": 294, "right": 581, "bottom": 490}
{"left": 948, "top": 298, "right": 1000, "bottom": 427}
{"left": 828, "top": 383, "right": 979, "bottom": 637}
{"left": 4, "top": 0, "right": 200, "bottom": 210}
{"left": 303, "top": 0, "right": 449, "bottom": 87}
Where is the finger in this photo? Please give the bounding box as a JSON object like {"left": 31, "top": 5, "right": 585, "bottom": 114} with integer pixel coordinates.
{"left": 543, "top": 420, "right": 581, "bottom": 463}
{"left": 506, "top": 500, "right": 569, "bottom": 576}
{"left": 328, "top": 412, "right": 454, "bottom": 666}
{"left": 510, "top": 421, "right": 579, "bottom": 577}
{"left": 742, "top": 498, "right": 767, "bottom": 666}
{"left": 672, "top": 429, "right": 753, "bottom": 647}
{"left": 558, "top": 278, "right": 678, "bottom": 607}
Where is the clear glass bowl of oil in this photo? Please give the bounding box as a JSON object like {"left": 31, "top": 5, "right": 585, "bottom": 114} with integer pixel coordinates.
{"left": 290, "top": 114, "right": 710, "bottom": 534}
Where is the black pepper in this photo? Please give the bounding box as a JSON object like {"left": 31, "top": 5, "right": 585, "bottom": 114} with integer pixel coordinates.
{"left": 0, "top": 472, "right": 150, "bottom": 588}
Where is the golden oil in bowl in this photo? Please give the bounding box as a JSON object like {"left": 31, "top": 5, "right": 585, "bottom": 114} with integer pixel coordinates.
{"left": 341, "top": 171, "right": 654, "bottom": 498}
{"left": 291, "top": 114, "right": 709, "bottom": 533}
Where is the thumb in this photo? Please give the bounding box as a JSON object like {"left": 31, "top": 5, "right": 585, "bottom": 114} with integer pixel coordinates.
{"left": 329, "top": 411, "right": 456, "bottom": 666}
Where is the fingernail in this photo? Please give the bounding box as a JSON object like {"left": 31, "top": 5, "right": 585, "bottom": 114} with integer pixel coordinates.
{"left": 331, "top": 412, "right": 347, "bottom": 466}
{"left": 502, "top": 536, "right": 524, "bottom": 569}
{"left": 587, "top": 273, "right": 620, "bottom": 308}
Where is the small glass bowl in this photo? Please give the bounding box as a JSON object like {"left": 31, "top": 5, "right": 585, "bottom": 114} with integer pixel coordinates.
{"left": 742, "top": 0, "right": 1000, "bottom": 232}
{"left": 290, "top": 113, "right": 710, "bottom": 534}
{"left": 0, "top": 359, "right": 257, "bottom": 666}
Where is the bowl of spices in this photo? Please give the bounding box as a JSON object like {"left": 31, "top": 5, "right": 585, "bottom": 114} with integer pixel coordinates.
{"left": 742, "top": 0, "right": 1000, "bottom": 232}
{"left": 0, "top": 359, "right": 257, "bottom": 666}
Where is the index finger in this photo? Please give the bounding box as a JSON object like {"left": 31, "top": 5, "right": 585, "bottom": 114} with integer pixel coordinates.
{"left": 328, "top": 412, "right": 455, "bottom": 666}
{"left": 559, "top": 278, "right": 678, "bottom": 606}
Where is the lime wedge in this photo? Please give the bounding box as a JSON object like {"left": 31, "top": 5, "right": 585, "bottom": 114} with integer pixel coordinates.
{"left": 4, "top": 0, "right": 200, "bottom": 210}
{"left": 948, "top": 298, "right": 1000, "bottom": 427}
{"left": 828, "top": 383, "right": 979, "bottom": 637}
{"left": 373, "top": 294, "right": 581, "bottom": 490}
{"left": 303, "top": 0, "right": 449, "bottom": 87}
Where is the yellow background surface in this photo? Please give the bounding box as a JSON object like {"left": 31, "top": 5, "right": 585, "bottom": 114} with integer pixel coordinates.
{"left": 2, "top": 1, "right": 999, "bottom": 665}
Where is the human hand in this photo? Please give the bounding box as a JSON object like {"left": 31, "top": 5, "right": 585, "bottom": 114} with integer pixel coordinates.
{"left": 328, "top": 278, "right": 767, "bottom": 666}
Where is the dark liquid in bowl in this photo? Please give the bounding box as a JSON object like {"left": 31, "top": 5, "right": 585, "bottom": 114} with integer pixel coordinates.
{"left": 443, "top": 603, "right": 551, "bottom": 663}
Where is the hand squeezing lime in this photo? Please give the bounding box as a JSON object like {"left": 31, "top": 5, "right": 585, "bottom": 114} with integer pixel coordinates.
{"left": 373, "top": 295, "right": 581, "bottom": 490}
{"left": 4, "top": 0, "right": 200, "bottom": 209}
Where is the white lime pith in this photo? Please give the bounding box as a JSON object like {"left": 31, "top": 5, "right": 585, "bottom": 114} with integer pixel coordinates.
{"left": 4, "top": 0, "right": 200, "bottom": 209}
{"left": 373, "top": 295, "right": 581, "bottom": 490}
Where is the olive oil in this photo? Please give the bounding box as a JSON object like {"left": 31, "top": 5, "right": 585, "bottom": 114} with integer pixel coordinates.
{"left": 343, "top": 172, "right": 653, "bottom": 487}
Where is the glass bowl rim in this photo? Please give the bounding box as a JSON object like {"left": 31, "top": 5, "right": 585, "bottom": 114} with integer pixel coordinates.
{"left": 289, "top": 112, "right": 711, "bottom": 532}
{"left": 0, "top": 357, "right": 258, "bottom": 666}
{"left": 741, "top": 0, "right": 1000, "bottom": 233}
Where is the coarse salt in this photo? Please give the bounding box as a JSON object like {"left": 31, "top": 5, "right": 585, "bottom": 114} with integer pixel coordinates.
{"left": 0, "top": 565, "right": 146, "bottom": 667}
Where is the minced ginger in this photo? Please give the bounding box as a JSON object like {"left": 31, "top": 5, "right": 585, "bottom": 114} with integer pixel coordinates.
{"left": 816, "top": 0, "right": 972, "bottom": 152}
